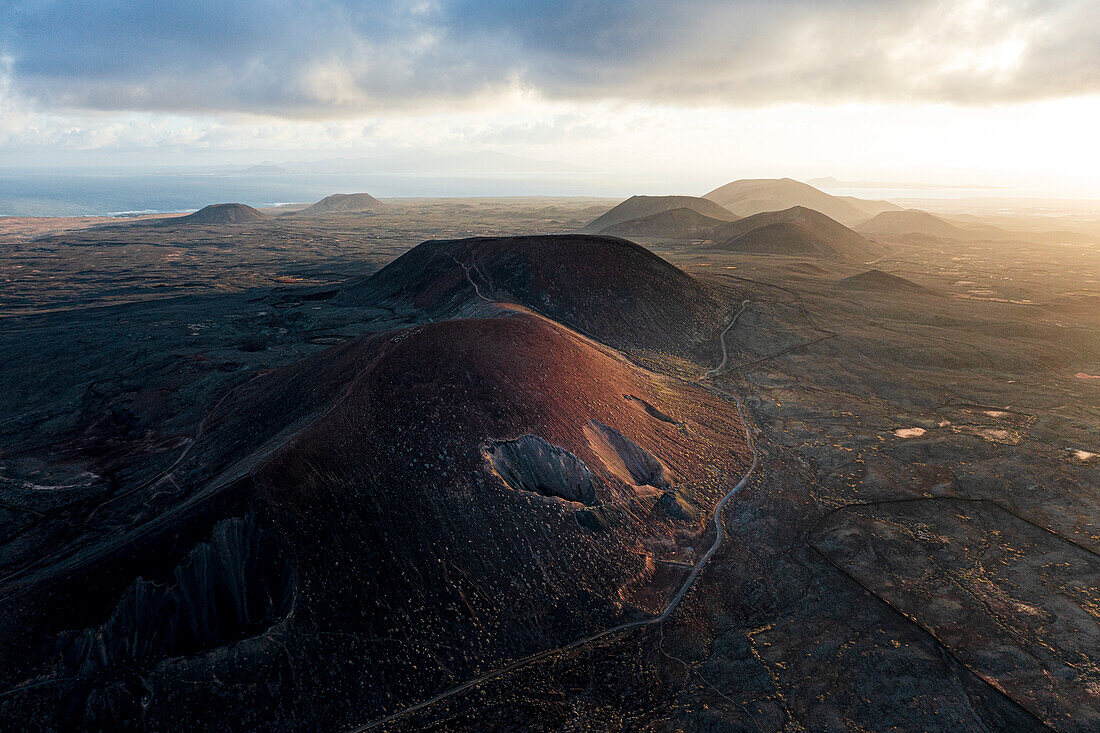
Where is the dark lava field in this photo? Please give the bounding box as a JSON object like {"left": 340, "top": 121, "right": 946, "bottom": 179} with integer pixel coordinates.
{"left": 0, "top": 192, "right": 1096, "bottom": 731}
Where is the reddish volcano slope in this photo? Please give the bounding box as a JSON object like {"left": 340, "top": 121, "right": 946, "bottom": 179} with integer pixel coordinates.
{"left": 343, "top": 234, "right": 729, "bottom": 355}
{"left": 256, "top": 312, "right": 748, "bottom": 716}
{"left": 7, "top": 310, "right": 749, "bottom": 728}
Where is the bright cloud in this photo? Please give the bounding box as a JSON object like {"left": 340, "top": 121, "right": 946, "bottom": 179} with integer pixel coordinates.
{"left": 1, "top": 1, "right": 1097, "bottom": 195}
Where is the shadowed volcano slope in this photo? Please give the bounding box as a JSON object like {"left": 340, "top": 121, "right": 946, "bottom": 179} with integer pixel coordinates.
{"left": 600, "top": 207, "right": 728, "bottom": 240}
{"left": 166, "top": 203, "right": 268, "bottom": 226}
{"left": 836, "top": 269, "right": 939, "bottom": 296}
{"left": 709, "top": 206, "right": 885, "bottom": 262}
{"left": 291, "top": 192, "right": 386, "bottom": 216}
{"left": 0, "top": 310, "right": 749, "bottom": 729}
{"left": 581, "top": 195, "right": 738, "bottom": 233}
{"left": 343, "top": 234, "right": 729, "bottom": 355}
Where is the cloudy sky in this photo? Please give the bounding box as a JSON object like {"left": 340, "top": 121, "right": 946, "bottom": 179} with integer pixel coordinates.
{"left": 2, "top": 0, "right": 1098, "bottom": 194}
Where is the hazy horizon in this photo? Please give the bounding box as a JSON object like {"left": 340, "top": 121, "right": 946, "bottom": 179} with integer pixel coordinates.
{"left": 5, "top": 161, "right": 1099, "bottom": 218}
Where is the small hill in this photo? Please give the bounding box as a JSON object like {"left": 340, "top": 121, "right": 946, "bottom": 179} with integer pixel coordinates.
{"left": 342, "top": 234, "right": 728, "bottom": 354}
{"left": 292, "top": 192, "right": 387, "bottom": 216}
{"left": 836, "top": 269, "right": 937, "bottom": 296}
{"left": 581, "top": 195, "right": 737, "bottom": 233}
{"left": 836, "top": 196, "right": 901, "bottom": 218}
{"left": 780, "top": 262, "right": 832, "bottom": 277}
{"left": 709, "top": 206, "right": 884, "bottom": 261}
{"left": 1040, "top": 293, "right": 1100, "bottom": 318}
{"left": 857, "top": 209, "right": 973, "bottom": 241}
{"left": 704, "top": 178, "right": 899, "bottom": 225}
{"left": 169, "top": 203, "right": 268, "bottom": 226}
{"left": 599, "top": 207, "right": 728, "bottom": 240}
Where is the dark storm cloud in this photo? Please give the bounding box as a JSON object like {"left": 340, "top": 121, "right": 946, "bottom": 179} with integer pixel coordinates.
{"left": 2, "top": 0, "right": 1097, "bottom": 115}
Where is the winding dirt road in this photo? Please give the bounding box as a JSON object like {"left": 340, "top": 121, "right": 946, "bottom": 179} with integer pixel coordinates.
{"left": 704, "top": 300, "right": 751, "bottom": 379}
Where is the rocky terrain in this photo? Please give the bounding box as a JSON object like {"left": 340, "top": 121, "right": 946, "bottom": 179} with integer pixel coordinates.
{"left": 0, "top": 192, "right": 1096, "bottom": 731}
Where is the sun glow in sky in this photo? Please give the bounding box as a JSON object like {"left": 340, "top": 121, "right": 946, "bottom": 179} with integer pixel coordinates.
{"left": 2, "top": 0, "right": 1098, "bottom": 196}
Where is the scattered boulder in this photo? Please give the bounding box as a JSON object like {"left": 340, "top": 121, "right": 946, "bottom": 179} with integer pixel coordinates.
{"left": 659, "top": 491, "right": 697, "bottom": 521}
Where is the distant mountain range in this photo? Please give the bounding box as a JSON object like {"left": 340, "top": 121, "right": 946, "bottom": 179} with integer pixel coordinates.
{"left": 579, "top": 183, "right": 888, "bottom": 261}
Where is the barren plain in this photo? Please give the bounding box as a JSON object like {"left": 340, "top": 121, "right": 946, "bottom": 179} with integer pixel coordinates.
{"left": 0, "top": 194, "right": 1096, "bottom": 731}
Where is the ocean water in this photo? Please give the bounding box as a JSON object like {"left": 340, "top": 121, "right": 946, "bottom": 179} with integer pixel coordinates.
{"left": 6, "top": 169, "right": 1090, "bottom": 219}
{"left": 0, "top": 169, "right": 619, "bottom": 217}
